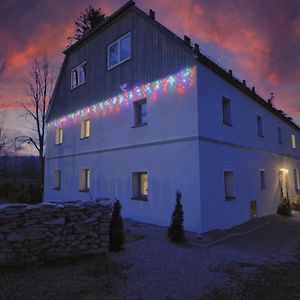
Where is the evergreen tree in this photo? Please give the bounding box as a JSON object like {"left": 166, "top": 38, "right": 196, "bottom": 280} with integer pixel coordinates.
{"left": 109, "top": 199, "right": 124, "bottom": 252}
{"left": 73, "top": 6, "right": 106, "bottom": 41}
{"left": 168, "top": 191, "right": 185, "bottom": 243}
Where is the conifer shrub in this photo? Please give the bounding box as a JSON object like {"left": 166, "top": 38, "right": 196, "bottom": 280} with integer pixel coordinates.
{"left": 277, "top": 198, "right": 292, "bottom": 216}
{"left": 168, "top": 191, "right": 185, "bottom": 243}
{"left": 109, "top": 199, "right": 124, "bottom": 252}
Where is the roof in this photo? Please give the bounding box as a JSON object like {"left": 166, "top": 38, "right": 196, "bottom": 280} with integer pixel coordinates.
{"left": 56, "top": 1, "right": 300, "bottom": 131}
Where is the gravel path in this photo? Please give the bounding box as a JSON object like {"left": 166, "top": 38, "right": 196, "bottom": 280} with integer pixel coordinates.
{"left": 1, "top": 212, "right": 300, "bottom": 299}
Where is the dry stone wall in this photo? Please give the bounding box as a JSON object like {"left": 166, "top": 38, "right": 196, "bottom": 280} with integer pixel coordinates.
{"left": 0, "top": 199, "right": 111, "bottom": 266}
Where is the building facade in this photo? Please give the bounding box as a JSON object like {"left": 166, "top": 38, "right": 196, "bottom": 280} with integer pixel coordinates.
{"left": 44, "top": 1, "right": 300, "bottom": 233}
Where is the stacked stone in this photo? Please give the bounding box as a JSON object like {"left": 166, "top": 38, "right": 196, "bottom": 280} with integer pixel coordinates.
{"left": 0, "top": 198, "right": 111, "bottom": 266}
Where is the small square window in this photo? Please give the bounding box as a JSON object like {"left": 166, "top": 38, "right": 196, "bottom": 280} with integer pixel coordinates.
{"left": 259, "top": 169, "right": 266, "bottom": 190}
{"left": 54, "top": 170, "right": 61, "bottom": 190}
{"left": 107, "top": 33, "right": 131, "bottom": 69}
{"left": 257, "top": 116, "right": 263, "bottom": 137}
{"left": 278, "top": 127, "right": 283, "bottom": 144}
{"left": 80, "top": 169, "right": 90, "bottom": 191}
{"left": 292, "top": 134, "right": 296, "bottom": 149}
{"left": 55, "top": 128, "right": 63, "bottom": 145}
{"left": 222, "top": 97, "right": 232, "bottom": 125}
{"left": 81, "top": 119, "right": 90, "bottom": 139}
{"left": 133, "top": 99, "right": 147, "bottom": 127}
{"left": 132, "top": 172, "right": 148, "bottom": 200}
{"left": 224, "top": 171, "right": 235, "bottom": 200}
{"left": 294, "top": 169, "right": 300, "bottom": 191}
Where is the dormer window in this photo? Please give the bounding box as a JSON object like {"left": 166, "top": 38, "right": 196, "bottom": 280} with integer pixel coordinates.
{"left": 71, "top": 62, "right": 86, "bottom": 89}
{"left": 107, "top": 33, "right": 131, "bottom": 70}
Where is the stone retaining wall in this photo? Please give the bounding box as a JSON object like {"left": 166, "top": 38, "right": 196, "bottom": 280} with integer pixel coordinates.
{"left": 0, "top": 199, "right": 111, "bottom": 266}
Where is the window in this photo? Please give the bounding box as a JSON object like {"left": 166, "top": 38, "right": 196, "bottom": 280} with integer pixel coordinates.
{"left": 278, "top": 127, "right": 282, "bottom": 144}
{"left": 132, "top": 172, "right": 148, "bottom": 200}
{"left": 55, "top": 128, "right": 63, "bottom": 145}
{"left": 54, "top": 170, "right": 61, "bottom": 190}
{"left": 81, "top": 119, "right": 90, "bottom": 139}
{"left": 133, "top": 99, "right": 147, "bottom": 126}
{"left": 224, "top": 171, "right": 235, "bottom": 200}
{"left": 222, "top": 97, "right": 232, "bottom": 125}
{"left": 294, "top": 169, "right": 300, "bottom": 191}
{"left": 257, "top": 116, "right": 263, "bottom": 137}
{"left": 108, "top": 33, "right": 131, "bottom": 69}
{"left": 80, "top": 169, "right": 90, "bottom": 191}
{"left": 71, "top": 62, "right": 86, "bottom": 89}
{"left": 292, "top": 134, "right": 296, "bottom": 149}
{"left": 259, "top": 169, "right": 266, "bottom": 190}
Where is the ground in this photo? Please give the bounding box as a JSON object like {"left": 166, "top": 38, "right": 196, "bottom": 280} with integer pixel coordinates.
{"left": 1, "top": 213, "right": 300, "bottom": 299}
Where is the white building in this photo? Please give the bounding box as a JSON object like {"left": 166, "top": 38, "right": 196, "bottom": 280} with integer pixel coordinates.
{"left": 44, "top": 1, "right": 300, "bottom": 233}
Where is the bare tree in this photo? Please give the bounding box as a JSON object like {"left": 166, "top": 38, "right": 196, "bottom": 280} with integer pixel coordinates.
{"left": 22, "top": 54, "right": 53, "bottom": 199}
{"left": 0, "top": 112, "right": 7, "bottom": 154}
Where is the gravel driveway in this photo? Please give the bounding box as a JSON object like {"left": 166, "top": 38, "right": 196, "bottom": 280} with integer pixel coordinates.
{"left": 1, "top": 212, "right": 300, "bottom": 299}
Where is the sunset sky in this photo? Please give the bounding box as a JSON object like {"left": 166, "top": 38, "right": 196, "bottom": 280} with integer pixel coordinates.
{"left": 0, "top": 0, "right": 299, "bottom": 155}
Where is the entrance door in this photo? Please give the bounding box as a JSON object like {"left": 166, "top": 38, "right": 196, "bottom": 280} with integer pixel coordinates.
{"left": 279, "top": 169, "right": 289, "bottom": 200}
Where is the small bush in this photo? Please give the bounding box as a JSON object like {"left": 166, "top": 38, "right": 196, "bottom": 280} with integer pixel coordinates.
{"left": 109, "top": 199, "right": 124, "bottom": 252}
{"left": 168, "top": 191, "right": 185, "bottom": 243}
{"left": 277, "top": 198, "right": 292, "bottom": 216}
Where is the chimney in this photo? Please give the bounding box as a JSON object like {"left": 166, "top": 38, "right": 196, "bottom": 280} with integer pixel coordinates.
{"left": 194, "top": 43, "right": 200, "bottom": 55}
{"left": 229, "top": 69, "right": 232, "bottom": 76}
{"left": 184, "top": 35, "right": 191, "bottom": 47}
{"left": 243, "top": 80, "right": 246, "bottom": 86}
{"left": 149, "top": 9, "right": 155, "bottom": 20}
{"left": 268, "top": 92, "right": 275, "bottom": 107}
{"left": 252, "top": 86, "right": 256, "bottom": 93}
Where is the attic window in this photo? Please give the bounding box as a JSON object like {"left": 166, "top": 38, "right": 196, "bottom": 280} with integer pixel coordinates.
{"left": 71, "top": 62, "right": 86, "bottom": 89}
{"left": 108, "top": 33, "right": 131, "bottom": 70}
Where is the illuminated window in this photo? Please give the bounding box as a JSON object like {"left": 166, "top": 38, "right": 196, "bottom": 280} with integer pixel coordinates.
{"left": 259, "top": 169, "right": 266, "bottom": 190}
{"left": 278, "top": 127, "right": 282, "bottom": 144}
{"left": 71, "top": 62, "right": 86, "bottom": 89}
{"left": 292, "top": 134, "right": 296, "bottom": 149}
{"left": 224, "top": 171, "right": 235, "bottom": 200}
{"left": 108, "top": 33, "right": 131, "bottom": 69}
{"left": 133, "top": 99, "right": 147, "bottom": 126}
{"left": 55, "top": 128, "right": 63, "bottom": 145}
{"left": 81, "top": 119, "right": 90, "bottom": 139}
{"left": 222, "top": 97, "right": 232, "bottom": 125}
{"left": 294, "top": 169, "right": 300, "bottom": 191}
{"left": 54, "top": 170, "right": 61, "bottom": 190}
{"left": 257, "top": 116, "right": 263, "bottom": 137}
{"left": 132, "top": 172, "right": 148, "bottom": 200}
{"left": 80, "top": 169, "right": 90, "bottom": 191}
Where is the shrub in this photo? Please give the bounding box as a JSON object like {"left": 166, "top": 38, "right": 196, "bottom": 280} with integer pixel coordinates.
{"left": 168, "top": 191, "right": 185, "bottom": 243}
{"left": 277, "top": 198, "right": 292, "bottom": 216}
{"left": 109, "top": 199, "right": 124, "bottom": 252}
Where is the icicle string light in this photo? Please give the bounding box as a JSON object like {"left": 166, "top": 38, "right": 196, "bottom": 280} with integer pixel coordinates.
{"left": 48, "top": 66, "right": 195, "bottom": 128}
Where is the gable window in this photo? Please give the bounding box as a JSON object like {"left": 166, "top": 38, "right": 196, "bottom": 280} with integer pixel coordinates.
{"left": 108, "top": 33, "right": 131, "bottom": 70}
{"left": 133, "top": 99, "right": 147, "bottom": 127}
{"left": 132, "top": 172, "right": 148, "bottom": 200}
{"left": 81, "top": 119, "right": 90, "bottom": 139}
{"left": 259, "top": 169, "right": 266, "bottom": 190}
{"left": 257, "top": 116, "right": 263, "bottom": 137}
{"left": 294, "top": 169, "right": 300, "bottom": 191}
{"left": 54, "top": 170, "right": 61, "bottom": 190}
{"left": 80, "top": 169, "right": 90, "bottom": 192}
{"left": 292, "top": 134, "right": 296, "bottom": 149}
{"left": 278, "top": 127, "right": 282, "bottom": 144}
{"left": 55, "top": 128, "right": 63, "bottom": 145}
{"left": 71, "top": 62, "right": 86, "bottom": 89}
{"left": 222, "top": 97, "right": 232, "bottom": 125}
{"left": 224, "top": 171, "right": 235, "bottom": 200}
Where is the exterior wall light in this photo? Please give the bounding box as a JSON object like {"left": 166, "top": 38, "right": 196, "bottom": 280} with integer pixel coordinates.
{"left": 280, "top": 168, "right": 289, "bottom": 175}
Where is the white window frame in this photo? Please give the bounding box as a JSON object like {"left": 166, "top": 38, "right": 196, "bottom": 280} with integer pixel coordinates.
{"left": 133, "top": 98, "right": 147, "bottom": 127}
{"left": 259, "top": 169, "right": 266, "bottom": 190}
{"left": 54, "top": 170, "right": 61, "bottom": 190}
{"left": 80, "top": 168, "right": 90, "bottom": 192}
{"left": 224, "top": 170, "right": 236, "bottom": 201}
{"left": 257, "top": 115, "right": 263, "bottom": 137}
{"left": 222, "top": 96, "right": 232, "bottom": 126}
{"left": 132, "top": 171, "right": 148, "bottom": 200}
{"left": 70, "top": 61, "right": 86, "bottom": 89}
{"left": 81, "top": 118, "right": 90, "bottom": 139}
{"left": 292, "top": 134, "right": 296, "bottom": 149}
{"left": 294, "top": 169, "right": 300, "bottom": 191}
{"left": 107, "top": 32, "right": 131, "bottom": 70}
{"left": 55, "top": 128, "right": 63, "bottom": 145}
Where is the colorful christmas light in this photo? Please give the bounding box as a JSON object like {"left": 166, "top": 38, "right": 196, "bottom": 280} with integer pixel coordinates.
{"left": 48, "top": 66, "right": 195, "bottom": 129}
